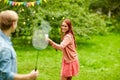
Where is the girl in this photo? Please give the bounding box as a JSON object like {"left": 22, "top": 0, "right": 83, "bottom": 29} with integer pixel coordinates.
{"left": 47, "top": 19, "right": 79, "bottom": 80}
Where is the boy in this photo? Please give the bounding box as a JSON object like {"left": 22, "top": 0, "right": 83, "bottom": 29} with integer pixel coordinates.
{"left": 0, "top": 10, "right": 39, "bottom": 80}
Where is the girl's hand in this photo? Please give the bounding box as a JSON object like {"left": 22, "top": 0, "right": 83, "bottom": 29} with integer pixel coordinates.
{"left": 45, "top": 34, "right": 49, "bottom": 42}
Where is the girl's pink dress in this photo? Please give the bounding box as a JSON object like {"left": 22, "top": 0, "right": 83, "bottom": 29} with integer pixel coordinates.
{"left": 61, "top": 58, "right": 79, "bottom": 77}
{"left": 50, "top": 33, "right": 79, "bottom": 77}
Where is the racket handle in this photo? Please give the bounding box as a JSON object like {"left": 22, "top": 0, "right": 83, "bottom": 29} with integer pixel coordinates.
{"left": 34, "top": 68, "right": 37, "bottom": 80}
{"left": 35, "top": 68, "right": 37, "bottom": 71}
{"left": 55, "top": 49, "right": 58, "bottom": 51}
{"left": 35, "top": 65, "right": 37, "bottom": 71}
{"left": 32, "top": 68, "right": 37, "bottom": 80}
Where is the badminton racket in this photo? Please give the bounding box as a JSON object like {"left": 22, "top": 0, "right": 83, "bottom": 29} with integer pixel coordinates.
{"left": 32, "top": 20, "right": 51, "bottom": 71}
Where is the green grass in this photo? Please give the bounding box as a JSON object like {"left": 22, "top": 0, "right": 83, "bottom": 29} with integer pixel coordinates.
{"left": 14, "top": 33, "right": 120, "bottom": 80}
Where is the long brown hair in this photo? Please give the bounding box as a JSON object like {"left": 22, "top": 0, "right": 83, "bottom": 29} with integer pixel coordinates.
{"left": 60, "top": 19, "right": 77, "bottom": 48}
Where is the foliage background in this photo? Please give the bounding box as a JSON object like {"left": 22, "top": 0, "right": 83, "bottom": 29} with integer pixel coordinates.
{"left": 0, "top": 0, "right": 120, "bottom": 80}
{"left": 0, "top": 0, "right": 120, "bottom": 44}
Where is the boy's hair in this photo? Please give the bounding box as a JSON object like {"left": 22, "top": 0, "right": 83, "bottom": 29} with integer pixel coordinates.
{"left": 0, "top": 10, "right": 18, "bottom": 30}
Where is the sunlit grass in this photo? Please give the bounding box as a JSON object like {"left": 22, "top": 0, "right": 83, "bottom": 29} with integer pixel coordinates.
{"left": 14, "top": 33, "right": 120, "bottom": 80}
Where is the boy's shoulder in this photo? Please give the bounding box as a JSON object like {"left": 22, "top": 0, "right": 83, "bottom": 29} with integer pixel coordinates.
{"left": 0, "top": 36, "right": 8, "bottom": 48}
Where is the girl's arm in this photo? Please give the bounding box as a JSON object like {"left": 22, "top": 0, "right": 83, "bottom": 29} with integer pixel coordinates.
{"left": 48, "top": 35, "right": 71, "bottom": 50}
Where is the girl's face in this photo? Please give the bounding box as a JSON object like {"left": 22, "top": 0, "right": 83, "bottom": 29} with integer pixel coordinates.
{"left": 61, "top": 22, "right": 69, "bottom": 33}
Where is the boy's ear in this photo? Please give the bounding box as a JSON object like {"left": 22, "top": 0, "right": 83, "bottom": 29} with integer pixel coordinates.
{"left": 10, "top": 22, "right": 15, "bottom": 29}
{"left": 11, "top": 22, "right": 15, "bottom": 27}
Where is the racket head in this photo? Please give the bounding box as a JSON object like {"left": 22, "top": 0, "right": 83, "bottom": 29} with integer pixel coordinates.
{"left": 32, "top": 29, "right": 48, "bottom": 50}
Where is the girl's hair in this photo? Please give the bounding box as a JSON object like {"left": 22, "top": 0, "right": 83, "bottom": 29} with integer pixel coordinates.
{"left": 0, "top": 10, "right": 18, "bottom": 30}
{"left": 60, "top": 19, "right": 77, "bottom": 48}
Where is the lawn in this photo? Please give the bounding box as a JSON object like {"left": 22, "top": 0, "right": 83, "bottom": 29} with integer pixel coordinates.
{"left": 14, "top": 32, "right": 120, "bottom": 80}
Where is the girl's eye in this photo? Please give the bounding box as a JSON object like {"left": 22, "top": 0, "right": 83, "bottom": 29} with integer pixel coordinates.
{"left": 61, "top": 25, "right": 67, "bottom": 27}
